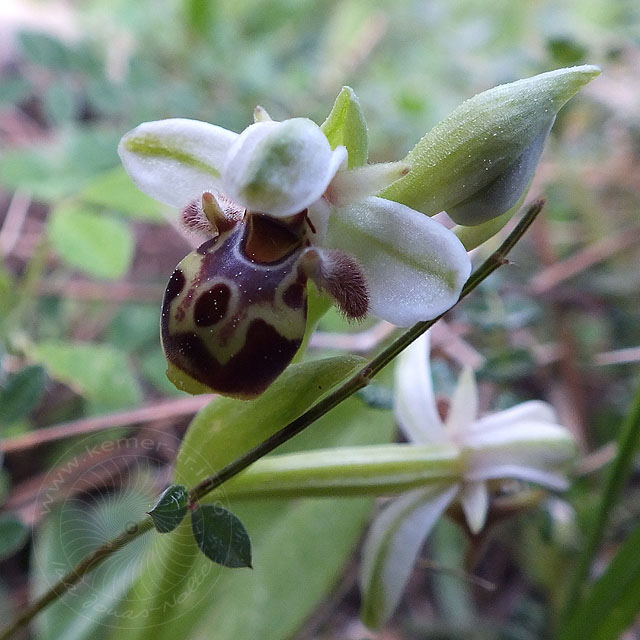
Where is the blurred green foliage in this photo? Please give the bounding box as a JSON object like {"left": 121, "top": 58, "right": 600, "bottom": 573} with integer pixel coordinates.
{"left": 0, "top": 0, "right": 639, "bottom": 638}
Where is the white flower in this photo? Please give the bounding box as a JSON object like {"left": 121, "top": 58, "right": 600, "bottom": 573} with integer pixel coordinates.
{"left": 359, "top": 332, "right": 577, "bottom": 628}
{"left": 118, "top": 115, "right": 471, "bottom": 326}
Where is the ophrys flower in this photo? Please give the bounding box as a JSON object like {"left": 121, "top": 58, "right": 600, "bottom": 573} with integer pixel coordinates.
{"left": 359, "top": 332, "right": 576, "bottom": 628}
{"left": 119, "top": 112, "right": 471, "bottom": 397}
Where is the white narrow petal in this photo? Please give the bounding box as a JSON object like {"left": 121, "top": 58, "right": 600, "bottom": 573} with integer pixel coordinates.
{"left": 469, "top": 400, "right": 558, "bottom": 436}
{"left": 445, "top": 367, "right": 478, "bottom": 435}
{"left": 223, "top": 118, "right": 347, "bottom": 217}
{"left": 359, "top": 484, "right": 459, "bottom": 629}
{"left": 460, "top": 480, "right": 489, "bottom": 534}
{"left": 469, "top": 465, "right": 570, "bottom": 491}
{"left": 327, "top": 162, "right": 411, "bottom": 207}
{"left": 118, "top": 118, "right": 237, "bottom": 209}
{"left": 327, "top": 197, "right": 472, "bottom": 326}
{"left": 394, "top": 332, "right": 447, "bottom": 444}
{"left": 464, "top": 420, "right": 577, "bottom": 485}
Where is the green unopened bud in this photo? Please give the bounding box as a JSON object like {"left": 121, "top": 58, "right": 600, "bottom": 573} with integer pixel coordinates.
{"left": 381, "top": 65, "right": 600, "bottom": 225}
{"left": 447, "top": 118, "right": 553, "bottom": 225}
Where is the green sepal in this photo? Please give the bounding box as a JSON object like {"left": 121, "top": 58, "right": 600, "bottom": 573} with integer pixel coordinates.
{"left": 147, "top": 484, "right": 190, "bottom": 533}
{"left": 191, "top": 504, "right": 252, "bottom": 569}
{"left": 321, "top": 86, "right": 369, "bottom": 168}
{"left": 381, "top": 65, "right": 600, "bottom": 223}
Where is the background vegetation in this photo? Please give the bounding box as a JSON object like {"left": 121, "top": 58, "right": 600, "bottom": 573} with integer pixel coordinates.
{"left": 1, "top": 0, "right": 639, "bottom": 638}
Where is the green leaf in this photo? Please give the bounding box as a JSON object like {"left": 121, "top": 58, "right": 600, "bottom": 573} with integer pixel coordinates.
{"left": 0, "top": 76, "right": 31, "bottom": 106}
{"left": 0, "top": 513, "right": 29, "bottom": 560}
{"left": 48, "top": 205, "right": 135, "bottom": 280}
{"left": 184, "top": 0, "right": 218, "bottom": 37}
{"left": 106, "top": 304, "right": 160, "bottom": 350}
{"left": 0, "top": 468, "right": 11, "bottom": 505}
{"left": 0, "top": 261, "right": 16, "bottom": 318}
{"left": 381, "top": 66, "right": 600, "bottom": 221}
{"left": 110, "top": 356, "right": 392, "bottom": 640}
{"left": 0, "top": 364, "right": 46, "bottom": 425}
{"left": 191, "top": 504, "right": 252, "bottom": 568}
{"left": 44, "top": 82, "right": 76, "bottom": 124}
{"left": 19, "top": 31, "right": 74, "bottom": 71}
{"left": 0, "top": 149, "right": 57, "bottom": 200}
{"left": 30, "top": 341, "right": 142, "bottom": 413}
{"left": 0, "top": 127, "right": 120, "bottom": 201}
{"left": 148, "top": 484, "right": 189, "bottom": 533}
{"left": 179, "top": 398, "right": 395, "bottom": 640}
{"left": 175, "top": 354, "right": 367, "bottom": 485}
{"left": 563, "top": 377, "right": 640, "bottom": 619}
{"left": 81, "top": 167, "right": 166, "bottom": 223}
{"left": 0, "top": 469, "right": 10, "bottom": 506}
{"left": 140, "top": 347, "right": 183, "bottom": 396}
{"left": 559, "top": 524, "right": 640, "bottom": 640}
{"left": 321, "top": 86, "right": 369, "bottom": 168}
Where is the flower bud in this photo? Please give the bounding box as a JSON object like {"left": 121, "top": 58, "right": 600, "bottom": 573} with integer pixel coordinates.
{"left": 381, "top": 65, "right": 600, "bottom": 225}
{"left": 447, "top": 118, "right": 553, "bottom": 225}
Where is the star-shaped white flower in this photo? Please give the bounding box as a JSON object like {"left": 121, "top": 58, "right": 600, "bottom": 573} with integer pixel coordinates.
{"left": 359, "top": 332, "right": 577, "bottom": 628}
{"left": 118, "top": 114, "right": 471, "bottom": 327}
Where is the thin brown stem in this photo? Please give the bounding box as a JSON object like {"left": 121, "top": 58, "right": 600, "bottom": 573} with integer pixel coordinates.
{"left": 0, "top": 395, "right": 213, "bottom": 455}
{"left": 0, "top": 200, "right": 543, "bottom": 640}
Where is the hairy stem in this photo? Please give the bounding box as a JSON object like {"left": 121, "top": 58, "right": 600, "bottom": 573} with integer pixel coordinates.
{"left": 0, "top": 200, "right": 543, "bottom": 640}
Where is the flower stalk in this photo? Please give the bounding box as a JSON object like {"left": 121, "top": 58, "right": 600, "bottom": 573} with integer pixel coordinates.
{"left": 0, "top": 200, "right": 544, "bottom": 640}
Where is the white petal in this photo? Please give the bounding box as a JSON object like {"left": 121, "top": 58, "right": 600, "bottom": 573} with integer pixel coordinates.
{"left": 394, "top": 332, "right": 447, "bottom": 444}
{"left": 118, "top": 118, "right": 237, "bottom": 209}
{"left": 359, "top": 484, "right": 458, "bottom": 629}
{"left": 469, "top": 465, "right": 570, "bottom": 491}
{"left": 460, "top": 481, "right": 489, "bottom": 534}
{"left": 307, "top": 199, "right": 331, "bottom": 243}
{"left": 223, "top": 118, "right": 347, "bottom": 217}
{"left": 327, "top": 162, "right": 411, "bottom": 207}
{"left": 469, "top": 400, "right": 557, "bottom": 436}
{"left": 445, "top": 367, "right": 478, "bottom": 435}
{"left": 464, "top": 420, "right": 577, "bottom": 484}
{"left": 327, "top": 197, "right": 472, "bottom": 326}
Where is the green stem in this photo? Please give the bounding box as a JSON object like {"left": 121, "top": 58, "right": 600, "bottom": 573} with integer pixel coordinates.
{"left": 0, "top": 519, "right": 155, "bottom": 640}
{"left": 188, "top": 199, "right": 544, "bottom": 505}
{"left": 212, "top": 443, "right": 461, "bottom": 499}
{"left": 0, "top": 200, "right": 543, "bottom": 640}
{"left": 562, "top": 376, "right": 640, "bottom": 621}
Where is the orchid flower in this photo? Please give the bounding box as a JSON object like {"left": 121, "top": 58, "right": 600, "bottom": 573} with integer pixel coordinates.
{"left": 118, "top": 112, "right": 471, "bottom": 328}
{"left": 117, "top": 70, "right": 599, "bottom": 397}
{"left": 359, "top": 332, "right": 577, "bottom": 628}
{"left": 117, "top": 107, "right": 471, "bottom": 396}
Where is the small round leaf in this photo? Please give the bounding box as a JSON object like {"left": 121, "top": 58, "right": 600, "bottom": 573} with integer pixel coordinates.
{"left": 191, "top": 504, "right": 252, "bottom": 568}
{"left": 147, "top": 484, "right": 189, "bottom": 533}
